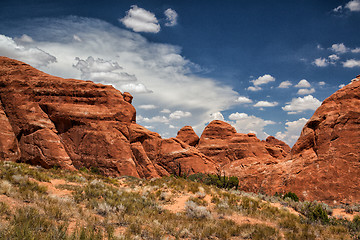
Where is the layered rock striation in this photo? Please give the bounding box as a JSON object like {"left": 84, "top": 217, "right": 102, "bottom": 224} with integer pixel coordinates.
{"left": 0, "top": 57, "right": 217, "bottom": 178}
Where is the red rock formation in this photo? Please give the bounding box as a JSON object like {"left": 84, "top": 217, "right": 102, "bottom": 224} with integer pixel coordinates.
{"left": 0, "top": 57, "right": 217, "bottom": 178}
{"left": 224, "top": 78, "right": 360, "bottom": 204}
{"left": 129, "top": 123, "right": 217, "bottom": 176}
{"left": 176, "top": 126, "right": 199, "bottom": 146}
{"left": 197, "top": 120, "right": 289, "bottom": 166}
{"left": 283, "top": 79, "right": 360, "bottom": 203}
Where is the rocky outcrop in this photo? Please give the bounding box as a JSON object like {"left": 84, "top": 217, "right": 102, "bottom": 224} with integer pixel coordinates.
{"left": 176, "top": 126, "right": 199, "bottom": 146}
{"left": 0, "top": 57, "right": 217, "bottom": 178}
{"left": 222, "top": 78, "right": 360, "bottom": 204}
{"left": 197, "top": 120, "right": 289, "bottom": 166}
{"left": 282, "top": 78, "right": 360, "bottom": 203}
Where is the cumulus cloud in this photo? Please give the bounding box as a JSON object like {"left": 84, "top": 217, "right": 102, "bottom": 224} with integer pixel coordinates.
{"left": 282, "top": 95, "right": 321, "bottom": 114}
{"left": 275, "top": 118, "right": 308, "bottom": 146}
{"left": 352, "top": 48, "right": 360, "bottom": 53}
{"left": 235, "top": 96, "right": 253, "bottom": 103}
{"left": 295, "top": 79, "right": 311, "bottom": 88}
{"left": 329, "top": 54, "right": 340, "bottom": 61}
{"left": 169, "top": 110, "right": 192, "bottom": 119}
{"left": 15, "top": 34, "right": 34, "bottom": 43}
{"left": 346, "top": 0, "right": 360, "bottom": 11}
{"left": 297, "top": 88, "right": 315, "bottom": 95}
{"left": 313, "top": 57, "right": 328, "bottom": 67}
{"left": 331, "top": 43, "right": 348, "bottom": 54}
{"left": 138, "top": 115, "right": 169, "bottom": 123}
{"left": 0, "top": 34, "right": 56, "bottom": 68}
{"left": 253, "top": 101, "right": 278, "bottom": 107}
{"left": 73, "top": 56, "right": 137, "bottom": 83}
{"left": 210, "top": 112, "right": 225, "bottom": 121}
{"left": 251, "top": 74, "right": 275, "bottom": 86}
{"left": 228, "top": 112, "right": 275, "bottom": 139}
{"left": 313, "top": 54, "right": 340, "bottom": 67}
{"left": 278, "top": 81, "right": 292, "bottom": 88}
{"left": 120, "top": 83, "right": 152, "bottom": 93}
{"left": 318, "top": 81, "right": 326, "bottom": 86}
{"left": 138, "top": 104, "right": 157, "bottom": 110}
{"left": 164, "top": 8, "right": 178, "bottom": 26}
{"left": 339, "top": 84, "right": 346, "bottom": 88}
{"left": 120, "top": 5, "right": 160, "bottom": 33}
{"left": 247, "top": 86, "right": 262, "bottom": 91}
{"left": 343, "top": 59, "right": 360, "bottom": 68}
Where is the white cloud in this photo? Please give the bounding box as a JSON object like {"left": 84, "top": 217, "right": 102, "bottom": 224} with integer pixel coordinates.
{"left": 339, "top": 84, "right": 346, "bottom": 88}
{"left": 120, "top": 83, "right": 152, "bottom": 93}
{"left": 164, "top": 8, "right": 178, "bottom": 26}
{"left": 343, "top": 59, "right": 360, "bottom": 68}
{"left": 0, "top": 34, "right": 56, "bottom": 68}
{"left": 313, "top": 57, "right": 328, "bottom": 67}
{"left": 228, "top": 112, "right": 275, "bottom": 139}
{"left": 346, "top": 0, "right": 360, "bottom": 11}
{"left": 297, "top": 88, "right": 315, "bottom": 95}
{"left": 352, "top": 47, "right": 360, "bottom": 53}
{"left": 295, "top": 79, "right": 311, "bottom": 88}
{"left": 253, "top": 101, "right": 278, "bottom": 107}
{"left": 235, "top": 96, "right": 253, "bottom": 103}
{"left": 120, "top": 5, "right": 160, "bottom": 33}
{"left": 318, "top": 81, "right": 326, "bottom": 86}
{"left": 282, "top": 95, "right": 321, "bottom": 114}
{"left": 138, "top": 115, "right": 169, "bottom": 123}
{"left": 73, "top": 56, "right": 137, "bottom": 83}
{"left": 73, "top": 35, "right": 82, "bottom": 42}
{"left": 333, "top": 5, "right": 343, "bottom": 12}
{"left": 331, "top": 43, "right": 348, "bottom": 54}
{"left": 169, "top": 110, "right": 192, "bottom": 119}
{"left": 161, "top": 108, "right": 171, "bottom": 113}
{"left": 275, "top": 118, "right": 308, "bottom": 146}
{"left": 210, "top": 112, "right": 225, "bottom": 121}
{"left": 251, "top": 74, "right": 275, "bottom": 86}
{"left": 328, "top": 54, "right": 340, "bottom": 61}
{"left": 15, "top": 34, "right": 34, "bottom": 43}
{"left": 138, "top": 104, "right": 157, "bottom": 110}
{"left": 278, "top": 81, "right": 292, "bottom": 88}
{"left": 247, "top": 86, "right": 262, "bottom": 91}
{"left": 0, "top": 16, "right": 239, "bottom": 139}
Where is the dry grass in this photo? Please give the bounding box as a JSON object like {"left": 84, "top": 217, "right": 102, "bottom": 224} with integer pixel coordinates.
{"left": 0, "top": 161, "right": 358, "bottom": 239}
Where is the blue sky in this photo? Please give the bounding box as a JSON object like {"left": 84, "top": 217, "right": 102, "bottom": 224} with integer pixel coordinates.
{"left": 1, "top": 0, "right": 360, "bottom": 146}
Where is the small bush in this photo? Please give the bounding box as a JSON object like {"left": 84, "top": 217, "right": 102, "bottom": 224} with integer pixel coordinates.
{"left": 300, "top": 201, "right": 329, "bottom": 224}
{"left": 187, "top": 173, "right": 239, "bottom": 190}
{"left": 185, "top": 200, "right": 211, "bottom": 219}
{"left": 283, "top": 192, "right": 299, "bottom": 202}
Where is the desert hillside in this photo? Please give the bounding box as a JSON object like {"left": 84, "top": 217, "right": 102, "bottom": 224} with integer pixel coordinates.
{"left": 0, "top": 160, "right": 359, "bottom": 239}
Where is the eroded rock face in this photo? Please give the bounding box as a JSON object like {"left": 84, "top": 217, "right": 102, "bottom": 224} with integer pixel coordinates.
{"left": 222, "top": 78, "right": 360, "bottom": 204}
{"left": 0, "top": 57, "right": 218, "bottom": 178}
{"left": 197, "top": 120, "right": 289, "bottom": 166}
{"left": 283, "top": 79, "right": 360, "bottom": 203}
{"left": 176, "top": 126, "right": 199, "bottom": 146}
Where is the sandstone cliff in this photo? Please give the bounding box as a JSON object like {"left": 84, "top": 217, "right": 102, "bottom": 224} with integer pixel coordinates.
{"left": 0, "top": 57, "right": 217, "bottom": 178}
{"left": 223, "top": 77, "right": 360, "bottom": 204}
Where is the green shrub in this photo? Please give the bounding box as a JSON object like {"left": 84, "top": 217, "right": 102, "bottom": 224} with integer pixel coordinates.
{"left": 187, "top": 173, "right": 239, "bottom": 190}
{"left": 300, "top": 201, "right": 329, "bottom": 224}
{"left": 283, "top": 192, "right": 299, "bottom": 202}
